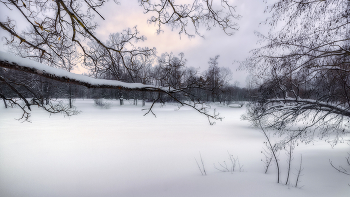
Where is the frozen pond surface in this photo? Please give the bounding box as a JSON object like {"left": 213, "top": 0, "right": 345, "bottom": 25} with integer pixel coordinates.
{"left": 0, "top": 99, "right": 349, "bottom": 197}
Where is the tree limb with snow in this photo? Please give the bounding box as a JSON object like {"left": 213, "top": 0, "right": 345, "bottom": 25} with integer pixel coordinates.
{"left": 0, "top": 52, "right": 222, "bottom": 122}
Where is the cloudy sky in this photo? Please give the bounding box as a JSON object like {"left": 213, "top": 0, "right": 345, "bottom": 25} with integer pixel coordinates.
{"left": 0, "top": 0, "right": 270, "bottom": 87}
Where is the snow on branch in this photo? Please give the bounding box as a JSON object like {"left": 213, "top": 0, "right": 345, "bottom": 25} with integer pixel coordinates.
{"left": 268, "top": 98, "right": 350, "bottom": 118}
{"left": 0, "top": 51, "right": 167, "bottom": 92}
{"left": 0, "top": 51, "right": 223, "bottom": 123}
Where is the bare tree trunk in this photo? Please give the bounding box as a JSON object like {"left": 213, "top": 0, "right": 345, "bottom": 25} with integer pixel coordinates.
{"left": 295, "top": 155, "right": 303, "bottom": 187}
{"left": 40, "top": 77, "right": 44, "bottom": 105}
{"left": 2, "top": 98, "right": 7, "bottom": 108}
{"left": 285, "top": 142, "right": 293, "bottom": 185}
{"left": 69, "top": 84, "right": 72, "bottom": 108}
{"left": 44, "top": 81, "right": 49, "bottom": 105}
{"left": 260, "top": 122, "right": 280, "bottom": 183}
{"left": 142, "top": 92, "right": 146, "bottom": 107}
{"left": 120, "top": 96, "right": 124, "bottom": 106}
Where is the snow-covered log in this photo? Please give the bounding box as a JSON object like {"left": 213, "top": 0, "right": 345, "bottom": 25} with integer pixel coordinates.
{"left": 0, "top": 51, "right": 168, "bottom": 92}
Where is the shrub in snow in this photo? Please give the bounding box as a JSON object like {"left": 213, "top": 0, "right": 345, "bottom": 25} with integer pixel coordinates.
{"left": 94, "top": 99, "right": 111, "bottom": 109}
{"left": 195, "top": 152, "right": 207, "bottom": 176}
{"left": 214, "top": 151, "right": 244, "bottom": 173}
{"left": 329, "top": 152, "right": 350, "bottom": 184}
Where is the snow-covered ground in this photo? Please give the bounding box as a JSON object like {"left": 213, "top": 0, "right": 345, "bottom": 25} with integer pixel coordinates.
{"left": 0, "top": 99, "right": 349, "bottom": 197}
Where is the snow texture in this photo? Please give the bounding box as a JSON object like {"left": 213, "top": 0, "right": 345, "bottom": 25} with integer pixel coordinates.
{"left": 0, "top": 51, "right": 160, "bottom": 90}
{"left": 0, "top": 100, "right": 349, "bottom": 197}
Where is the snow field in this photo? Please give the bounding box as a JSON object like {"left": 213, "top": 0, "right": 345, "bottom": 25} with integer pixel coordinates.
{"left": 0, "top": 99, "right": 349, "bottom": 197}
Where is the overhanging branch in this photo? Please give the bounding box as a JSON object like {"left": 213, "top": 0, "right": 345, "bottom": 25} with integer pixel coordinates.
{"left": 0, "top": 52, "right": 165, "bottom": 92}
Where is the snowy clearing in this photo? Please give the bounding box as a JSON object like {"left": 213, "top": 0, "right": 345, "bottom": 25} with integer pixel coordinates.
{"left": 0, "top": 99, "right": 349, "bottom": 197}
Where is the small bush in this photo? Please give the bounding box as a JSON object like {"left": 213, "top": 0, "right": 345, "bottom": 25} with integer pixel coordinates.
{"left": 94, "top": 99, "right": 111, "bottom": 109}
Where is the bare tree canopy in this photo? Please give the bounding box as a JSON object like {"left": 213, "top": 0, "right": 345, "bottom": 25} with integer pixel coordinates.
{"left": 0, "top": 0, "right": 240, "bottom": 74}
{"left": 241, "top": 0, "right": 350, "bottom": 145}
